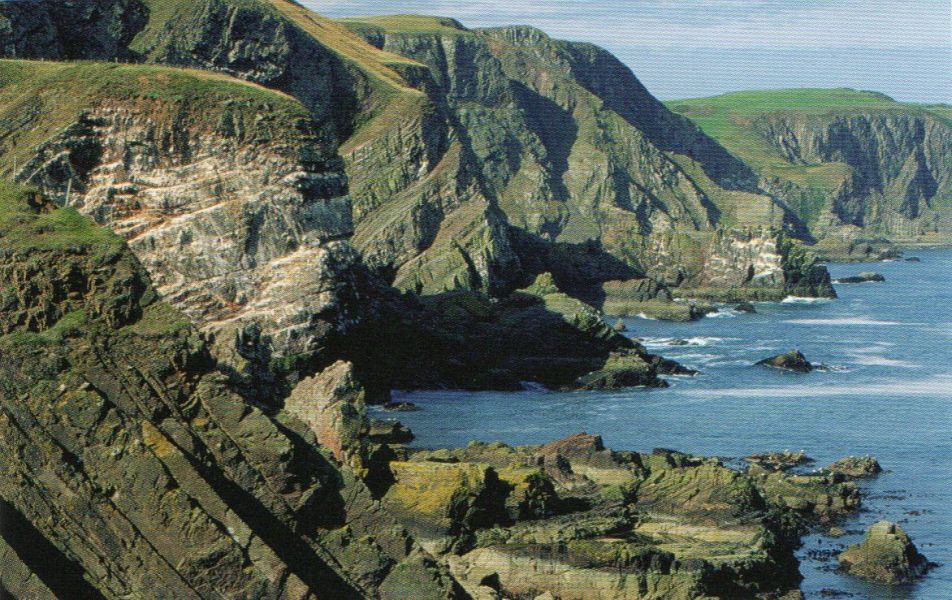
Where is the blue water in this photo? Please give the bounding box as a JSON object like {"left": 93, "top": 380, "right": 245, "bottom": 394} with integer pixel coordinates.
{"left": 380, "top": 249, "right": 952, "bottom": 599}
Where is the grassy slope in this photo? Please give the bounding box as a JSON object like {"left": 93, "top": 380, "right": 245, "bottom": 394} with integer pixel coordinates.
{"left": 0, "top": 180, "right": 123, "bottom": 250}
{"left": 0, "top": 59, "right": 308, "bottom": 177}
{"left": 261, "top": 2, "right": 434, "bottom": 153}
{"left": 338, "top": 14, "right": 469, "bottom": 36}
{"left": 666, "top": 89, "right": 952, "bottom": 226}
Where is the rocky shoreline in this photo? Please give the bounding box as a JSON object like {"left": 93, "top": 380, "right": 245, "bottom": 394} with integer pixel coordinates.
{"left": 0, "top": 1, "right": 945, "bottom": 597}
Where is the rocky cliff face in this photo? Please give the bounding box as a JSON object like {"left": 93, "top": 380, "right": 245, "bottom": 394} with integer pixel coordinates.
{"left": 0, "top": 184, "right": 464, "bottom": 599}
{"left": 340, "top": 19, "right": 830, "bottom": 301}
{"left": 668, "top": 90, "right": 952, "bottom": 248}
{"left": 756, "top": 110, "right": 952, "bottom": 239}
{"left": 0, "top": 61, "right": 366, "bottom": 386}
{"left": 1, "top": 2, "right": 831, "bottom": 301}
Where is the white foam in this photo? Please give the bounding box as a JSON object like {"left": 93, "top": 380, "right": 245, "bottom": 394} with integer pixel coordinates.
{"left": 782, "top": 316, "right": 904, "bottom": 326}
{"left": 635, "top": 312, "right": 657, "bottom": 320}
{"left": 781, "top": 296, "right": 834, "bottom": 304}
{"left": 691, "top": 376, "right": 952, "bottom": 398}
{"left": 706, "top": 309, "right": 738, "bottom": 319}
{"left": 849, "top": 355, "right": 917, "bottom": 368}
{"left": 641, "top": 336, "right": 731, "bottom": 347}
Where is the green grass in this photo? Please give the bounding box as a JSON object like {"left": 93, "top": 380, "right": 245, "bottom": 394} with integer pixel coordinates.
{"left": 121, "top": 302, "right": 191, "bottom": 336}
{"left": 1, "top": 309, "right": 89, "bottom": 348}
{"left": 266, "top": 0, "right": 424, "bottom": 90}
{"left": 0, "top": 180, "right": 124, "bottom": 250}
{"left": 0, "top": 59, "right": 308, "bottom": 177}
{"left": 338, "top": 14, "right": 469, "bottom": 36}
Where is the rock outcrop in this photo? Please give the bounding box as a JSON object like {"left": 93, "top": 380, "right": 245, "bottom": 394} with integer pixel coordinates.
{"left": 833, "top": 271, "right": 885, "bottom": 284}
{"left": 0, "top": 184, "right": 464, "bottom": 599}
{"left": 825, "top": 456, "right": 883, "bottom": 479}
{"left": 838, "top": 521, "right": 931, "bottom": 584}
{"left": 380, "top": 436, "right": 864, "bottom": 599}
{"left": 757, "top": 350, "right": 814, "bottom": 373}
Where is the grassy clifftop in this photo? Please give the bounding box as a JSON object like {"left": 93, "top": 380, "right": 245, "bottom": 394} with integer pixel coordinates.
{"left": 666, "top": 88, "right": 944, "bottom": 172}
{"left": 0, "top": 59, "right": 313, "bottom": 175}
{"left": 668, "top": 89, "right": 952, "bottom": 238}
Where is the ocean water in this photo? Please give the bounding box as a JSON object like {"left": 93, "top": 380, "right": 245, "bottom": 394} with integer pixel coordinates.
{"left": 381, "top": 249, "right": 952, "bottom": 599}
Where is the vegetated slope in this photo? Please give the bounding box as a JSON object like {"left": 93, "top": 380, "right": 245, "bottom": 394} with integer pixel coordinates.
{"left": 667, "top": 89, "right": 952, "bottom": 246}
{"left": 0, "top": 2, "right": 833, "bottom": 301}
{"left": 0, "top": 59, "right": 366, "bottom": 387}
{"left": 0, "top": 181, "right": 464, "bottom": 599}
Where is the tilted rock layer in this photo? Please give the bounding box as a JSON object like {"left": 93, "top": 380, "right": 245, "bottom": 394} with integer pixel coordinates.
{"left": 0, "top": 183, "right": 463, "bottom": 599}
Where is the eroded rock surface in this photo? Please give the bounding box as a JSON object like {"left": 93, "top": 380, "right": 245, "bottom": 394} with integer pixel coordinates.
{"left": 378, "top": 435, "right": 864, "bottom": 599}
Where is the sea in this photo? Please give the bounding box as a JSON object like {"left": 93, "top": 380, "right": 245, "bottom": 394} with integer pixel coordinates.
{"left": 379, "top": 248, "right": 952, "bottom": 599}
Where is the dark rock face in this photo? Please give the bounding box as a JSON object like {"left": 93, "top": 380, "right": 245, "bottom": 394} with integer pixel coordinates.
{"left": 755, "top": 112, "right": 952, "bottom": 240}
{"left": 833, "top": 271, "right": 885, "bottom": 284}
{"left": 838, "top": 521, "right": 931, "bottom": 584}
{"left": 0, "top": 0, "right": 147, "bottom": 60}
{"left": 348, "top": 274, "right": 680, "bottom": 393}
{"left": 757, "top": 350, "right": 814, "bottom": 373}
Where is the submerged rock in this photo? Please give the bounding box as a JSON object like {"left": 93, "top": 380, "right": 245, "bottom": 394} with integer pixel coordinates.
{"left": 735, "top": 301, "right": 757, "bottom": 313}
{"left": 833, "top": 272, "right": 886, "bottom": 284}
{"left": 757, "top": 350, "right": 814, "bottom": 373}
{"left": 838, "top": 521, "right": 930, "bottom": 584}
{"left": 906, "top": 257, "right": 922, "bottom": 262}
{"left": 384, "top": 401, "right": 421, "bottom": 412}
{"left": 825, "top": 456, "right": 883, "bottom": 479}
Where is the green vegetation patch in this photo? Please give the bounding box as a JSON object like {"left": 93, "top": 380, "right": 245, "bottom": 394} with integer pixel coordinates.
{"left": 338, "top": 14, "right": 470, "bottom": 36}
{"left": 0, "top": 59, "right": 309, "bottom": 174}
{"left": 0, "top": 180, "right": 123, "bottom": 251}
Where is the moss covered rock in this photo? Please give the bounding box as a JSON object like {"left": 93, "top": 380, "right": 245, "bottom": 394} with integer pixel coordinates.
{"left": 839, "top": 521, "right": 931, "bottom": 584}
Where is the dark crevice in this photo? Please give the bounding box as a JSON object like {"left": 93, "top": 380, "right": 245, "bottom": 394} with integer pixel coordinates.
{"left": 0, "top": 498, "right": 107, "bottom": 600}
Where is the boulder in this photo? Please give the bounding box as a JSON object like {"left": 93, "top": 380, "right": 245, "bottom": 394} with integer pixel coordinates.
{"left": 838, "top": 521, "right": 930, "bottom": 583}
{"left": 285, "top": 361, "right": 370, "bottom": 473}
{"left": 735, "top": 302, "right": 757, "bottom": 313}
{"left": 383, "top": 461, "right": 511, "bottom": 540}
{"left": 757, "top": 350, "right": 813, "bottom": 373}
{"left": 574, "top": 352, "right": 664, "bottom": 390}
{"left": 833, "top": 272, "right": 885, "bottom": 284}
{"left": 825, "top": 456, "right": 882, "bottom": 479}
{"left": 612, "top": 318, "right": 627, "bottom": 332}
